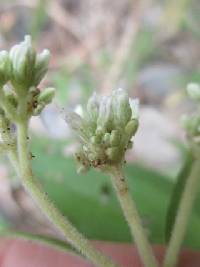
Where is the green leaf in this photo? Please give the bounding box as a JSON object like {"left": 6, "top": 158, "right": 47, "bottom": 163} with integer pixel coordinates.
{"left": 30, "top": 136, "right": 200, "bottom": 248}
{"left": 31, "top": 137, "right": 172, "bottom": 243}
{"left": 30, "top": 0, "right": 48, "bottom": 40}
{"left": 165, "top": 150, "right": 194, "bottom": 243}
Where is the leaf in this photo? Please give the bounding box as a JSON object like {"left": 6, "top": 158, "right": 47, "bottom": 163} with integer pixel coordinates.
{"left": 30, "top": 136, "right": 200, "bottom": 247}
{"left": 30, "top": 0, "right": 48, "bottom": 39}
{"left": 165, "top": 150, "right": 194, "bottom": 243}
{"left": 31, "top": 137, "right": 172, "bottom": 243}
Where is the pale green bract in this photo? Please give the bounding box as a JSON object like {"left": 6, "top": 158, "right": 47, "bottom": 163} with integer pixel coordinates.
{"left": 65, "top": 88, "right": 139, "bottom": 172}
{"left": 0, "top": 51, "right": 11, "bottom": 86}
{"left": 9, "top": 35, "right": 50, "bottom": 89}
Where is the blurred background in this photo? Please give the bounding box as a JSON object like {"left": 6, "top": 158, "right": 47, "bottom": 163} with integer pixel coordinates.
{"left": 0, "top": 0, "right": 200, "bottom": 249}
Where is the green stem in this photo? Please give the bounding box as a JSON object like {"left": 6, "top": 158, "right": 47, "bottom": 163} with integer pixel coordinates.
{"left": 16, "top": 120, "right": 120, "bottom": 267}
{"left": 110, "top": 165, "right": 158, "bottom": 267}
{"left": 0, "top": 230, "right": 74, "bottom": 255}
{"left": 8, "top": 148, "right": 20, "bottom": 176}
{"left": 0, "top": 90, "right": 17, "bottom": 122}
{"left": 163, "top": 159, "right": 200, "bottom": 267}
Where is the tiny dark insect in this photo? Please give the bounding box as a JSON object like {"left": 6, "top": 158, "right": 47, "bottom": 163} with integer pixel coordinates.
{"left": 29, "top": 152, "right": 36, "bottom": 159}
{"left": 32, "top": 100, "right": 38, "bottom": 108}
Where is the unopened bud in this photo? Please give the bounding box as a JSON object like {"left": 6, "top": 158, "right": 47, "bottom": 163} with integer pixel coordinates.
{"left": 34, "top": 49, "right": 50, "bottom": 86}
{"left": 0, "top": 51, "right": 11, "bottom": 86}
{"left": 38, "top": 87, "right": 55, "bottom": 104}
{"left": 106, "top": 147, "right": 120, "bottom": 161}
{"left": 110, "top": 130, "right": 120, "bottom": 146}
{"left": 87, "top": 92, "right": 99, "bottom": 122}
{"left": 125, "top": 119, "right": 139, "bottom": 139}
{"left": 187, "top": 83, "right": 200, "bottom": 100}
{"left": 112, "top": 88, "right": 132, "bottom": 126}
{"left": 9, "top": 35, "right": 50, "bottom": 89}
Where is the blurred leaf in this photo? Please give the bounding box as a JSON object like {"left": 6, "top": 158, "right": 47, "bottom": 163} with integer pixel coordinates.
{"left": 0, "top": 216, "right": 9, "bottom": 231}
{"left": 30, "top": 0, "right": 48, "bottom": 39}
{"left": 124, "top": 29, "right": 157, "bottom": 87}
{"left": 31, "top": 137, "right": 200, "bottom": 247}
{"left": 52, "top": 70, "right": 70, "bottom": 105}
{"left": 182, "top": 71, "right": 200, "bottom": 86}
{"left": 78, "top": 64, "right": 96, "bottom": 101}
{"left": 133, "top": 30, "right": 157, "bottom": 66}
{"left": 165, "top": 151, "right": 194, "bottom": 243}
{"left": 161, "top": 0, "right": 190, "bottom": 36}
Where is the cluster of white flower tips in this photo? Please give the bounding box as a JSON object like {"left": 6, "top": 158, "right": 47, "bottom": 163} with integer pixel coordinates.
{"left": 0, "top": 35, "right": 55, "bottom": 154}
{"left": 65, "top": 88, "right": 139, "bottom": 172}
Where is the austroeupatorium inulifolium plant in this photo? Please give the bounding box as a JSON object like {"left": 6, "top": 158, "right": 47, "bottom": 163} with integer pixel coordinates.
{"left": 0, "top": 35, "right": 199, "bottom": 267}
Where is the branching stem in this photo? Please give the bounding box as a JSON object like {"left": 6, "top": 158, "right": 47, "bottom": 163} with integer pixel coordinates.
{"left": 15, "top": 120, "right": 120, "bottom": 267}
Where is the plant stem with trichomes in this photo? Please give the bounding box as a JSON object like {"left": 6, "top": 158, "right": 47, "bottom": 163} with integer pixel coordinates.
{"left": 109, "top": 165, "right": 158, "bottom": 267}
{"left": 163, "top": 159, "right": 200, "bottom": 267}
{"left": 15, "top": 120, "right": 120, "bottom": 267}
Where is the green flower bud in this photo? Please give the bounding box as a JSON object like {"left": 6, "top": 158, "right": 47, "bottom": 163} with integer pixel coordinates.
{"left": 64, "top": 88, "right": 139, "bottom": 172}
{"left": 38, "top": 87, "right": 55, "bottom": 105}
{"left": 32, "top": 103, "right": 44, "bottom": 116}
{"left": 125, "top": 119, "right": 139, "bottom": 139}
{"left": 0, "top": 51, "right": 11, "bottom": 86}
{"left": 97, "top": 96, "right": 113, "bottom": 130}
{"left": 106, "top": 147, "right": 120, "bottom": 161}
{"left": 112, "top": 88, "right": 132, "bottom": 126}
{"left": 9, "top": 35, "right": 50, "bottom": 89}
{"left": 90, "top": 135, "right": 101, "bottom": 144}
{"left": 187, "top": 83, "right": 200, "bottom": 101}
{"left": 9, "top": 36, "right": 35, "bottom": 87}
{"left": 181, "top": 114, "right": 200, "bottom": 136}
{"left": 87, "top": 92, "right": 99, "bottom": 123}
{"left": 110, "top": 130, "right": 120, "bottom": 146}
{"left": 129, "top": 98, "right": 139, "bottom": 119}
{"left": 0, "top": 108, "right": 4, "bottom": 116}
{"left": 96, "top": 126, "right": 105, "bottom": 137}
{"left": 34, "top": 49, "right": 50, "bottom": 86}
{"left": 103, "top": 133, "right": 111, "bottom": 146}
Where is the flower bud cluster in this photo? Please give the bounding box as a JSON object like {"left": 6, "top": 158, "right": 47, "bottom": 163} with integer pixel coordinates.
{"left": 9, "top": 35, "right": 50, "bottom": 90}
{"left": 182, "top": 83, "right": 200, "bottom": 144}
{"left": 65, "top": 88, "right": 139, "bottom": 172}
{"left": 0, "top": 36, "right": 55, "bottom": 120}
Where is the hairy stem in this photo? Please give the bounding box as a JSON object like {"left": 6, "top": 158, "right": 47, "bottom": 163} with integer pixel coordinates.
{"left": 163, "top": 159, "right": 200, "bottom": 267}
{"left": 16, "top": 120, "right": 120, "bottom": 267}
{"left": 110, "top": 165, "right": 158, "bottom": 267}
{"left": 8, "top": 148, "right": 20, "bottom": 176}
{"left": 0, "top": 230, "right": 74, "bottom": 255}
